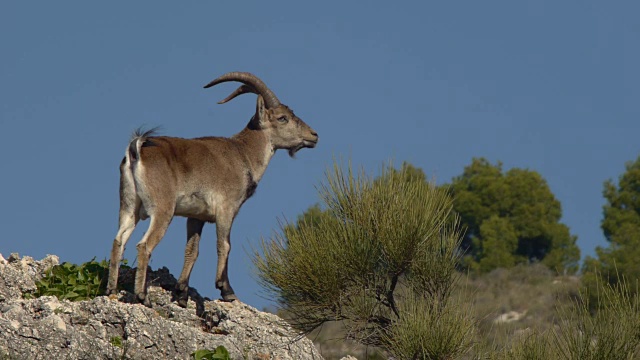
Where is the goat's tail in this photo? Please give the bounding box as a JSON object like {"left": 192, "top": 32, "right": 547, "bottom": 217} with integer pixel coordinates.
{"left": 128, "top": 127, "right": 160, "bottom": 162}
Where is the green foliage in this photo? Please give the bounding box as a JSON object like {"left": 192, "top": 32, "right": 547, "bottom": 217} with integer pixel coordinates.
{"left": 378, "top": 161, "right": 427, "bottom": 184}
{"left": 601, "top": 156, "right": 640, "bottom": 245}
{"left": 481, "top": 330, "right": 557, "bottom": 360}
{"left": 447, "top": 157, "right": 580, "bottom": 274}
{"left": 110, "top": 336, "right": 123, "bottom": 348}
{"left": 191, "top": 346, "right": 231, "bottom": 360}
{"left": 552, "top": 278, "right": 640, "bottom": 360}
{"left": 289, "top": 203, "right": 327, "bottom": 230}
{"left": 476, "top": 216, "right": 519, "bottom": 272}
{"left": 381, "top": 291, "right": 475, "bottom": 359}
{"left": 24, "top": 258, "right": 129, "bottom": 301}
{"left": 254, "top": 160, "right": 475, "bottom": 358}
{"left": 287, "top": 161, "right": 427, "bottom": 232}
{"left": 583, "top": 156, "right": 640, "bottom": 295}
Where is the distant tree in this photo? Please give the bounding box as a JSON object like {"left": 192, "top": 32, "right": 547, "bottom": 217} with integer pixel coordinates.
{"left": 583, "top": 156, "right": 640, "bottom": 290}
{"left": 447, "top": 158, "right": 580, "bottom": 274}
{"left": 288, "top": 203, "right": 329, "bottom": 230}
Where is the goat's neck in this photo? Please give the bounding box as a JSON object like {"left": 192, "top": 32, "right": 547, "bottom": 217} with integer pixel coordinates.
{"left": 232, "top": 126, "right": 274, "bottom": 183}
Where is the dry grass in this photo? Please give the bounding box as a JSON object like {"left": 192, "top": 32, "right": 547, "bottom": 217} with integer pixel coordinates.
{"left": 457, "top": 263, "right": 581, "bottom": 354}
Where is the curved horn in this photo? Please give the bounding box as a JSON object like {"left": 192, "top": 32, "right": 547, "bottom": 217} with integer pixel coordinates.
{"left": 217, "top": 85, "right": 256, "bottom": 104}
{"left": 204, "top": 72, "right": 280, "bottom": 109}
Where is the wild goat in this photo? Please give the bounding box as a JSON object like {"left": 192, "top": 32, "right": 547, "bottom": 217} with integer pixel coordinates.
{"left": 106, "top": 72, "right": 318, "bottom": 307}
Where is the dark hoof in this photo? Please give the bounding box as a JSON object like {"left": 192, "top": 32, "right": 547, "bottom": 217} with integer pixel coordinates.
{"left": 176, "top": 290, "right": 189, "bottom": 308}
{"left": 175, "top": 284, "right": 189, "bottom": 308}
{"left": 105, "top": 287, "right": 118, "bottom": 296}
{"left": 221, "top": 291, "right": 239, "bottom": 302}
{"left": 177, "top": 297, "right": 188, "bottom": 308}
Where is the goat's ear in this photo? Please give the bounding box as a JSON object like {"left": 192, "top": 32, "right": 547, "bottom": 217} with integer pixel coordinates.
{"left": 255, "top": 95, "right": 267, "bottom": 124}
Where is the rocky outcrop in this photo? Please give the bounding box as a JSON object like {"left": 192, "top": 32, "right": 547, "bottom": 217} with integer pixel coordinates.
{"left": 0, "top": 253, "right": 323, "bottom": 360}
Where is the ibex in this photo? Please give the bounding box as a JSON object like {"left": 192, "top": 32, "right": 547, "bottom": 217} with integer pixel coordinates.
{"left": 106, "top": 72, "right": 318, "bottom": 307}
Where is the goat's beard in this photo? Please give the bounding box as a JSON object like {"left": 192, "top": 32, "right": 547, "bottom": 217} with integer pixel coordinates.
{"left": 288, "top": 143, "right": 305, "bottom": 158}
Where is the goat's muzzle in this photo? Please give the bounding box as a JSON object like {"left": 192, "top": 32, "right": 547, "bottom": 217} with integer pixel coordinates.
{"left": 304, "top": 137, "right": 318, "bottom": 149}
{"left": 306, "top": 130, "right": 319, "bottom": 148}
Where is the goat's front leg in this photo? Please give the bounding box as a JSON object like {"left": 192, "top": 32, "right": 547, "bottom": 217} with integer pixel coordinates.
{"left": 175, "top": 217, "right": 204, "bottom": 308}
{"left": 215, "top": 211, "right": 238, "bottom": 302}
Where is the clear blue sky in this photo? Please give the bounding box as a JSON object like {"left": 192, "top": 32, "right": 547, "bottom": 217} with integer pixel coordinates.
{"left": 1, "top": 2, "right": 638, "bottom": 310}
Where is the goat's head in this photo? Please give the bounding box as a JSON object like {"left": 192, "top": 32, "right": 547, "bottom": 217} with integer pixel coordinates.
{"left": 204, "top": 72, "right": 318, "bottom": 157}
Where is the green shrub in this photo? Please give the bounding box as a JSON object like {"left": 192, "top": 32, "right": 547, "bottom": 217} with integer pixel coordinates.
{"left": 501, "top": 331, "right": 557, "bottom": 360}
{"left": 553, "top": 277, "right": 640, "bottom": 360}
{"left": 192, "top": 346, "right": 231, "bottom": 360}
{"left": 381, "top": 291, "right": 475, "bottom": 359}
{"left": 254, "top": 160, "right": 475, "bottom": 358}
{"left": 24, "top": 258, "right": 128, "bottom": 301}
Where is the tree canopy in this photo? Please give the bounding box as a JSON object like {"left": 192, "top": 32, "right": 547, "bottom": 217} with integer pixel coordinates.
{"left": 584, "top": 156, "right": 640, "bottom": 288}
{"left": 447, "top": 158, "right": 579, "bottom": 273}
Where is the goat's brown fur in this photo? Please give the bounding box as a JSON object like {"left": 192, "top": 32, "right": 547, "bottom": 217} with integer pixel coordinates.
{"left": 107, "top": 72, "right": 318, "bottom": 307}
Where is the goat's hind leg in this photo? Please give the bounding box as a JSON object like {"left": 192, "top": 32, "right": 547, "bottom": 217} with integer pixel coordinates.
{"left": 107, "top": 209, "right": 139, "bottom": 295}
{"left": 175, "top": 217, "right": 204, "bottom": 308}
{"left": 134, "top": 212, "right": 172, "bottom": 307}
{"left": 107, "top": 158, "right": 140, "bottom": 296}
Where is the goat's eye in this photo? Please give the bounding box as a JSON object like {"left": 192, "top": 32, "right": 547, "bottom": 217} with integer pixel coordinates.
{"left": 277, "top": 116, "right": 288, "bottom": 123}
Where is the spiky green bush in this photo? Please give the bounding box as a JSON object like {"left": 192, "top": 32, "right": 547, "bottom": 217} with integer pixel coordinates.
{"left": 381, "top": 291, "right": 475, "bottom": 359}
{"left": 494, "top": 331, "right": 557, "bottom": 360}
{"left": 253, "top": 161, "right": 475, "bottom": 358}
{"left": 552, "top": 277, "right": 640, "bottom": 360}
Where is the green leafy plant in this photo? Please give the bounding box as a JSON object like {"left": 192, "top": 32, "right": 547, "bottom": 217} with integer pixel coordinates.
{"left": 192, "top": 346, "right": 231, "bottom": 360}
{"left": 24, "top": 258, "right": 129, "bottom": 301}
